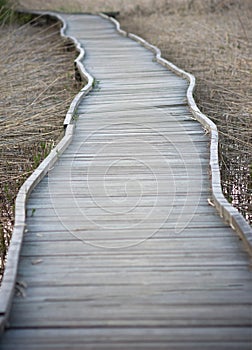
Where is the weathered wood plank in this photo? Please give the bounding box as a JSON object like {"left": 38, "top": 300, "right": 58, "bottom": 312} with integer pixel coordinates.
{"left": 13, "top": 285, "right": 252, "bottom": 304}
{"left": 1, "top": 328, "right": 252, "bottom": 350}
{"left": 8, "top": 302, "right": 252, "bottom": 328}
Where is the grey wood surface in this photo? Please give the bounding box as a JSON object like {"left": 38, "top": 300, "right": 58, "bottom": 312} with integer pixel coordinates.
{"left": 1, "top": 14, "right": 251, "bottom": 349}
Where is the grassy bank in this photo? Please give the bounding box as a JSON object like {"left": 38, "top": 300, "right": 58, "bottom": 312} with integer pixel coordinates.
{"left": 119, "top": 0, "right": 252, "bottom": 224}
{"left": 0, "top": 4, "right": 81, "bottom": 276}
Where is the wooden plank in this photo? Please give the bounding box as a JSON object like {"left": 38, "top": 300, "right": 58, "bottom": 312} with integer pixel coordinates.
{"left": 13, "top": 285, "right": 252, "bottom": 304}
{"left": 15, "top": 269, "right": 252, "bottom": 287}
{"left": 8, "top": 302, "right": 252, "bottom": 328}
{"left": 21, "top": 230, "right": 247, "bottom": 243}
{"left": 1, "top": 328, "right": 251, "bottom": 350}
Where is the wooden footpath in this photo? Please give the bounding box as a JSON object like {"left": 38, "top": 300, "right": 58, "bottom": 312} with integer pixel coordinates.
{"left": 0, "top": 13, "right": 251, "bottom": 349}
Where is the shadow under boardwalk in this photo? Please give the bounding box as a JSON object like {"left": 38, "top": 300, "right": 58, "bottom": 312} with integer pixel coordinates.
{"left": 1, "top": 14, "right": 251, "bottom": 350}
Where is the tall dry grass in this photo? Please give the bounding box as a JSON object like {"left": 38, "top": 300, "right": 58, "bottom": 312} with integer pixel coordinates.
{"left": 119, "top": 0, "right": 252, "bottom": 223}
{"left": 0, "top": 13, "right": 81, "bottom": 276}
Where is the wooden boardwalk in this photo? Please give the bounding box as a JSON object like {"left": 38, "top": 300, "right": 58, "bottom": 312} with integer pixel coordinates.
{"left": 0, "top": 13, "right": 252, "bottom": 349}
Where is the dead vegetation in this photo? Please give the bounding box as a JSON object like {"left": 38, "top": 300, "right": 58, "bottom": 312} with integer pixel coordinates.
{"left": 0, "top": 12, "right": 81, "bottom": 276}
{"left": 118, "top": 0, "right": 252, "bottom": 223}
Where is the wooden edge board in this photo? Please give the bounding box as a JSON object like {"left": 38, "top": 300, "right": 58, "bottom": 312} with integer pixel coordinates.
{"left": 98, "top": 13, "right": 252, "bottom": 255}
{"left": 0, "top": 10, "right": 94, "bottom": 332}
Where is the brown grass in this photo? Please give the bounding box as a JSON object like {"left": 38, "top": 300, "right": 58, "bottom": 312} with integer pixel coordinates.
{"left": 118, "top": 1, "right": 252, "bottom": 223}
{"left": 0, "top": 14, "right": 81, "bottom": 275}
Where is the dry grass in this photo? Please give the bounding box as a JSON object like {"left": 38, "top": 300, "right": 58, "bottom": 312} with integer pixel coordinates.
{"left": 0, "top": 14, "right": 81, "bottom": 275}
{"left": 118, "top": 0, "right": 252, "bottom": 223}
{"left": 18, "top": 0, "right": 155, "bottom": 13}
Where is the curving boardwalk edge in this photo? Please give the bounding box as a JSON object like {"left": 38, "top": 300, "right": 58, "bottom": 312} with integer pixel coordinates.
{"left": 0, "top": 10, "right": 251, "bottom": 333}
{"left": 0, "top": 11, "right": 94, "bottom": 332}
{"left": 100, "top": 13, "right": 252, "bottom": 253}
